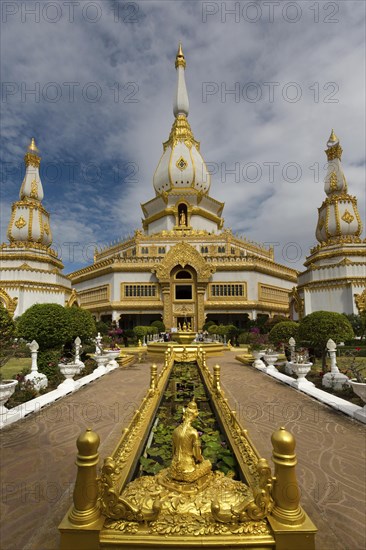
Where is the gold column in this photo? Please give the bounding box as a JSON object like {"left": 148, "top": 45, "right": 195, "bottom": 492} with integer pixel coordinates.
{"left": 161, "top": 283, "right": 172, "bottom": 329}
{"left": 196, "top": 285, "right": 206, "bottom": 330}
{"left": 69, "top": 428, "right": 101, "bottom": 526}
{"left": 271, "top": 427, "right": 305, "bottom": 526}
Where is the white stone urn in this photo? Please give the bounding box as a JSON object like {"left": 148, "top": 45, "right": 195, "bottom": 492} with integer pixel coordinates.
{"left": 252, "top": 350, "right": 266, "bottom": 371}
{"left": 93, "top": 354, "right": 109, "bottom": 375}
{"left": 58, "top": 362, "right": 81, "bottom": 391}
{"left": 104, "top": 350, "right": 120, "bottom": 370}
{"left": 263, "top": 352, "right": 279, "bottom": 373}
{"left": 348, "top": 380, "right": 366, "bottom": 423}
{"left": 291, "top": 362, "right": 314, "bottom": 389}
{"left": 0, "top": 380, "right": 18, "bottom": 415}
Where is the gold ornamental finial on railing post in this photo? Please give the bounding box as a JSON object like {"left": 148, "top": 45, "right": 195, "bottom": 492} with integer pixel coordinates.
{"left": 68, "top": 428, "right": 101, "bottom": 526}
{"left": 150, "top": 363, "right": 158, "bottom": 392}
{"left": 213, "top": 364, "right": 221, "bottom": 394}
{"left": 270, "top": 426, "right": 305, "bottom": 526}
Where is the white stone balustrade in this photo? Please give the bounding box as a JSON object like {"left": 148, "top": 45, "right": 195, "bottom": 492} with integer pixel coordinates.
{"left": 322, "top": 339, "right": 349, "bottom": 391}
{"left": 25, "top": 340, "right": 48, "bottom": 391}
{"left": 74, "top": 336, "right": 85, "bottom": 369}
{"left": 285, "top": 337, "right": 296, "bottom": 374}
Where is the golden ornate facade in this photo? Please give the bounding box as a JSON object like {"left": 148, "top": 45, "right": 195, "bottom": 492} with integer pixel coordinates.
{"left": 70, "top": 47, "right": 298, "bottom": 329}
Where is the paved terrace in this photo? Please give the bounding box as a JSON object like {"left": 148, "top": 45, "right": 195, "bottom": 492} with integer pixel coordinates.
{"left": 0, "top": 351, "right": 365, "bottom": 550}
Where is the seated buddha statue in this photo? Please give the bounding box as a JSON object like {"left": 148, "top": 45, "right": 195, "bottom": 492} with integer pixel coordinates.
{"left": 169, "top": 399, "right": 212, "bottom": 483}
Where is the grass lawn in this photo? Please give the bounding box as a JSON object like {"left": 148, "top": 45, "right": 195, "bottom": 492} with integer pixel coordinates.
{"left": 1, "top": 358, "right": 31, "bottom": 380}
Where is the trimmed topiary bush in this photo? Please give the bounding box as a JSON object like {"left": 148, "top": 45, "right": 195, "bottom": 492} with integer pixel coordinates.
{"left": 151, "top": 320, "right": 165, "bottom": 333}
{"left": 16, "top": 303, "right": 71, "bottom": 350}
{"left": 269, "top": 321, "right": 299, "bottom": 347}
{"left": 66, "top": 307, "right": 96, "bottom": 343}
{"left": 298, "top": 311, "right": 354, "bottom": 371}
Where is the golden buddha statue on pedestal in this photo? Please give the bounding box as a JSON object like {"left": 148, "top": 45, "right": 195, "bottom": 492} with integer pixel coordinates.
{"left": 169, "top": 399, "right": 212, "bottom": 484}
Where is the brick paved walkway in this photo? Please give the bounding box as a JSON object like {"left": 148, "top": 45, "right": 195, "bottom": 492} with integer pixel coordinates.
{"left": 0, "top": 352, "right": 365, "bottom": 550}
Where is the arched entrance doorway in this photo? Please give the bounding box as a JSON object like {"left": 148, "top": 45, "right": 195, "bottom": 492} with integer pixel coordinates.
{"left": 152, "top": 242, "right": 215, "bottom": 332}
{"left": 171, "top": 266, "right": 197, "bottom": 330}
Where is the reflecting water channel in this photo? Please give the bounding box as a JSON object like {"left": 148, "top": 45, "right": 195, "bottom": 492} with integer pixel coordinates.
{"left": 135, "top": 361, "right": 240, "bottom": 479}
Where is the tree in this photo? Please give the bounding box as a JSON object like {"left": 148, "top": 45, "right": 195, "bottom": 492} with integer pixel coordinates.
{"left": 66, "top": 307, "right": 96, "bottom": 343}
{"left": 269, "top": 321, "right": 299, "bottom": 347}
{"left": 298, "top": 311, "right": 354, "bottom": 371}
{"left": 343, "top": 313, "right": 366, "bottom": 339}
{"left": 0, "top": 303, "right": 16, "bottom": 371}
{"left": 16, "top": 303, "right": 71, "bottom": 350}
{"left": 151, "top": 320, "right": 165, "bottom": 333}
{"left": 133, "top": 326, "right": 148, "bottom": 341}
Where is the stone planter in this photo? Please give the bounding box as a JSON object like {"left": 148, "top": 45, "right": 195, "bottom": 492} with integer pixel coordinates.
{"left": 58, "top": 362, "right": 81, "bottom": 391}
{"left": 93, "top": 354, "right": 109, "bottom": 375}
{"left": 0, "top": 380, "right": 18, "bottom": 415}
{"left": 252, "top": 351, "right": 266, "bottom": 371}
{"left": 348, "top": 379, "right": 366, "bottom": 423}
{"left": 291, "top": 362, "right": 314, "bottom": 389}
{"left": 263, "top": 353, "right": 279, "bottom": 373}
{"left": 104, "top": 350, "right": 120, "bottom": 370}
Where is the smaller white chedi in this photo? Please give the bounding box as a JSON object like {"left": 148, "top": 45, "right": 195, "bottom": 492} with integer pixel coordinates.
{"left": 0, "top": 138, "right": 72, "bottom": 317}
{"left": 292, "top": 131, "right": 366, "bottom": 318}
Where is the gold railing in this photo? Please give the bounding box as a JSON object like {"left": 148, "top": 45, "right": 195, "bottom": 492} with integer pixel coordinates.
{"left": 59, "top": 347, "right": 317, "bottom": 549}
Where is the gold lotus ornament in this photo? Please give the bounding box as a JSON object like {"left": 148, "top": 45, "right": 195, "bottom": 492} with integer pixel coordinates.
{"left": 15, "top": 216, "right": 27, "bottom": 229}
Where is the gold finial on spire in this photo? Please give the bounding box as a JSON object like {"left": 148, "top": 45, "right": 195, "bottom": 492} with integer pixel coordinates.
{"left": 325, "top": 129, "right": 342, "bottom": 161}
{"left": 28, "top": 137, "right": 40, "bottom": 154}
{"left": 25, "top": 137, "right": 41, "bottom": 167}
{"left": 175, "top": 42, "right": 186, "bottom": 69}
{"left": 327, "top": 129, "right": 339, "bottom": 147}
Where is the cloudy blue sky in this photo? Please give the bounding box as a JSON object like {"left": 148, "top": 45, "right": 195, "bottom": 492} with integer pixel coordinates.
{"left": 1, "top": 0, "right": 365, "bottom": 272}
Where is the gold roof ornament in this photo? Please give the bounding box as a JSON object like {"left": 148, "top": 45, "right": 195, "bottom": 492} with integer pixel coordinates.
{"left": 25, "top": 136, "right": 41, "bottom": 167}
{"left": 175, "top": 42, "right": 186, "bottom": 69}
{"left": 28, "top": 137, "right": 40, "bottom": 154}
{"left": 326, "top": 129, "right": 343, "bottom": 161}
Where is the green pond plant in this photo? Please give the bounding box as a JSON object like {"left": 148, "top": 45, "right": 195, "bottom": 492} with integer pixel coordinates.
{"left": 138, "top": 361, "right": 239, "bottom": 478}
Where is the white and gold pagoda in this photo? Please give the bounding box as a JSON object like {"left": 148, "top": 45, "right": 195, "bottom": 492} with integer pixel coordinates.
{"left": 70, "top": 45, "right": 298, "bottom": 330}
{"left": 291, "top": 131, "right": 366, "bottom": 318}
{"left": 0, "top": 138, "right": 72, "bottom": 317}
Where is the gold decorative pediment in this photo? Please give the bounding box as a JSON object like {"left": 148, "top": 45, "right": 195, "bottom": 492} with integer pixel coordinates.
{"left": 0, "top": 288, "right": 18, "bottom": 317}
{"left": 153, "top": 242, "right": 215, "bottom": 282}
{"left": 355, "top": 289, "right": 366, "bottom": 313}
{"left": 289, "top": 286, "right": 304, "bottom": 319}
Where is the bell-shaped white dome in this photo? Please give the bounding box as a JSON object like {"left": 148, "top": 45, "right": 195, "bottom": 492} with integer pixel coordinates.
{"left": 153, "top": 116, "right": 211, "bottom": 195}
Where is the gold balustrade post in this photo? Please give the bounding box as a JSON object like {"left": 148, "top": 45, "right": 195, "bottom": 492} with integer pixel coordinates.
{"left": 271, "top": 426, "right": 304, "bottom": 525}
{"left": 69, "top": 428, "right": 101, "bottom": 526}
{"left": 213, "top": 363, "right": 221, "bottom": 394}
{"left": 59, "top": 428, "right": 104, "bottom": 550}
{"left": 150, "top": 363, "right": 158, "bottom": 392}
{"left": 268, "top": 426, "right": 317, "bottom": 550}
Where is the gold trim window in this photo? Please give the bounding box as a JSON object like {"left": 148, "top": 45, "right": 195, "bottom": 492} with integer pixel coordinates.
{"left": 210, "top": 283, "right": 246, "bottom": 298}
{"left": 79, "top": 286, "right": 109, "bottom": 305}
{"left": 258, "top": 283, "right": 289, "bottom": 304}
{"left": 124, "top": 284, "right": 157, "bottom": 298}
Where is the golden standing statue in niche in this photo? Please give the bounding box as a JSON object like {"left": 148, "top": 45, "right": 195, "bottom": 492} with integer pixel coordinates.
{"left": 170, "top": 399, "right": 212, "bottom": 483}
{"left": 179, "top": 210, "right": 186, "bottom": 226}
